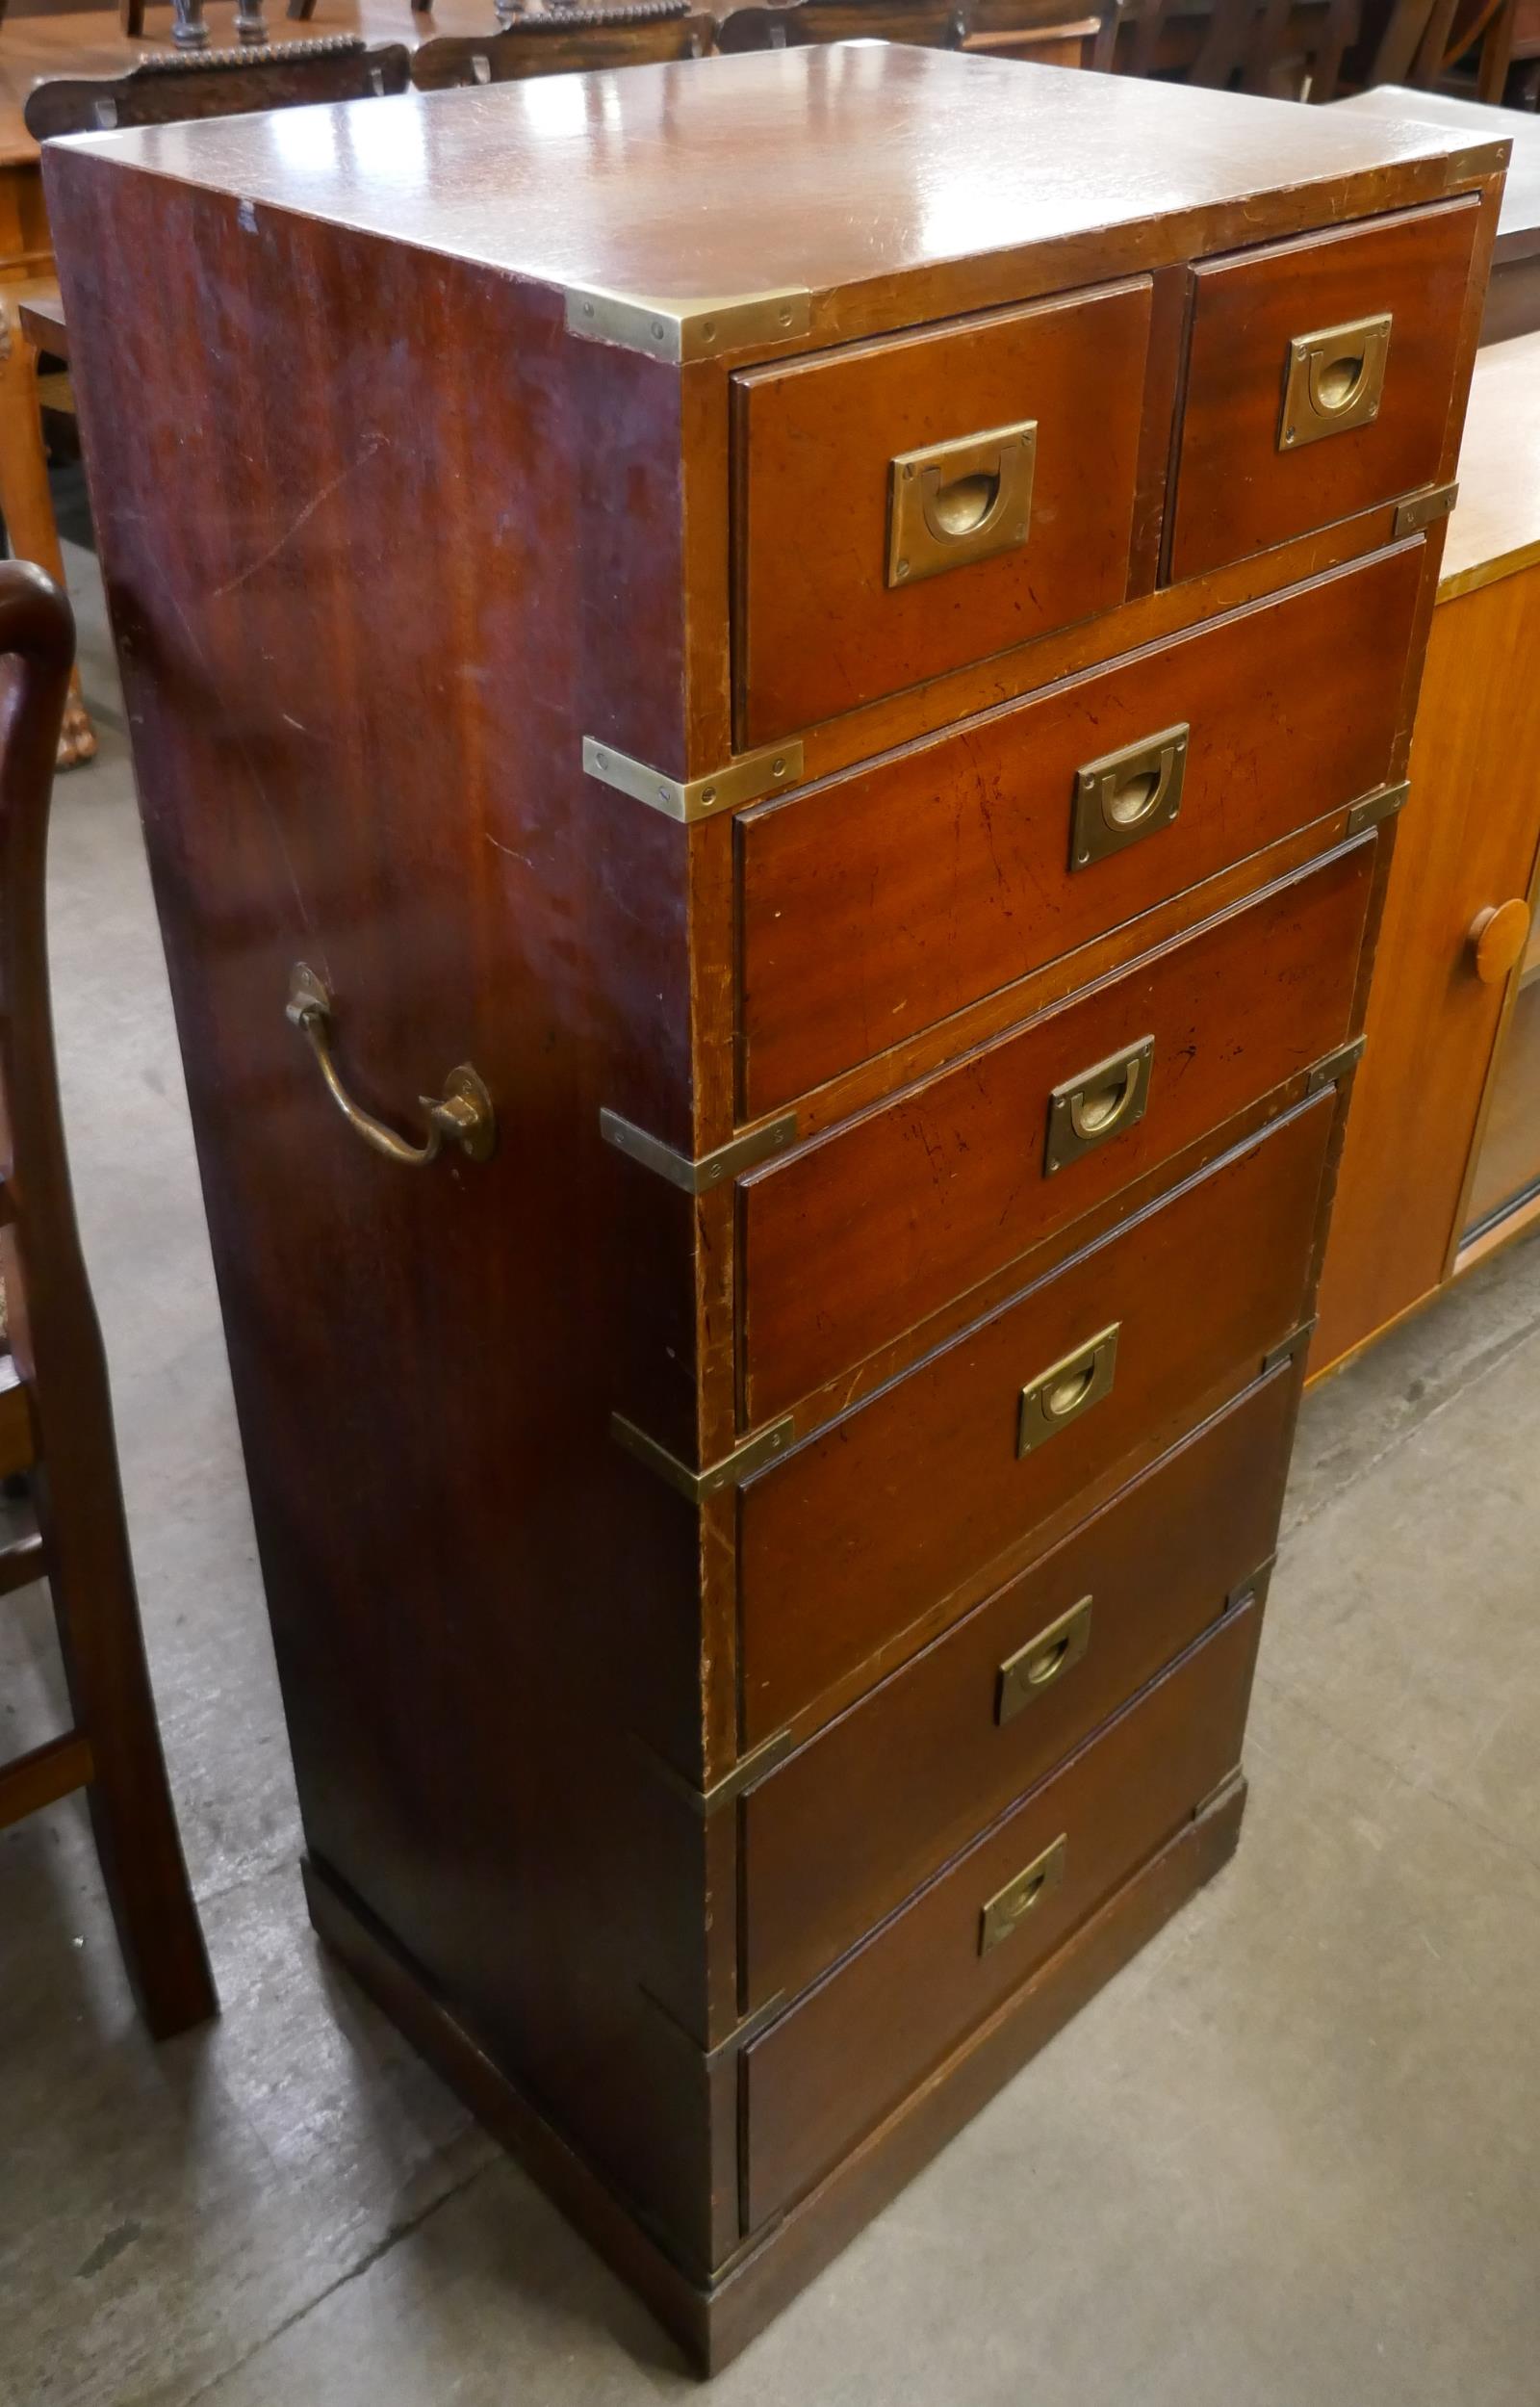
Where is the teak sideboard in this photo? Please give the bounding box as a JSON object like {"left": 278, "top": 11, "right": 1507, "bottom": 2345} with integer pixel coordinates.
{"left": 1314, "top": 325, "right": 1540, "bottom": 1379}
{"left": 44, "top": 52, "right": 1498, "bottom": 2370}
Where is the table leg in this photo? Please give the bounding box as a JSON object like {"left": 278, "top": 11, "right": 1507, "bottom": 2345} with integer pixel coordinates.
{"left": 0, "top": 296, "right": 95, "bottom": 772}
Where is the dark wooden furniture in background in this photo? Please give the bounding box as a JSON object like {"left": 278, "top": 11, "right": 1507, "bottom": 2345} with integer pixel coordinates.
{"left": 22, "top": 29, "right": 408, "bottom": 137}
{"left": 46, "top": 46, "right": 1495, "bottom": 2372}
{"left": 0, "top": 557, "right": 214, "bottom": 2039}
{"left": 1337, "top": 87, "right": 1540, "bottom": 335}
{"left": 1347, "top": 0, "right": 1540, "bottom": 102}
{"left": 1313, "top": 328, "right": 1540, "bottom": 1378}
{"left": 1114, "top": 0, "right": 1360, "bottom": 94}
{"left": 412, "top": 1, "right": 710, "bottom": 88}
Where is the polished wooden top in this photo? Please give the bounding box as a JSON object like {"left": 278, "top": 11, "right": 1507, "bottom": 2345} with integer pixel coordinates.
{"left": 1335, "top": 86, "right": 1539, "bottom": 263}
{"left": 47, "top": 45, "right": 1501, "bottom": 325}
{"left": 1442, "top": 329, "right": 1540, "bottom": 599}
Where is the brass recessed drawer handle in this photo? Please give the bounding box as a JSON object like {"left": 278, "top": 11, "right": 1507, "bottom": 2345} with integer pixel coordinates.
{"left": 286, "top": 964, "right": 497, "bottom": 1168}
{"left": 1017, "top": 1322, "right": 1119, "bottom": 1457}
{"left": 997, "top": 1595, "right": 1092, "bottom": 1724}
{"left": 1071, "top": 724, "right": 1188, "bottom": 868}
{"left": 979, "top": 1833, "right": 1067, "bottom": 1954}
{"left": 886, "top": 419, "right": 1036, "bottom": 588}
{"left": 1279, "top": 313, "right": 1392, "bottom": 451}
{"left": 1045, "top": 1035, "right": 1154, "bottom": 1175}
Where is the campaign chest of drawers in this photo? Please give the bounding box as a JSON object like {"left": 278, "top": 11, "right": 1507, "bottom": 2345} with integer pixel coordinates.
{"left": 46, "top": 52, "right": 1499, "bottom": 2371}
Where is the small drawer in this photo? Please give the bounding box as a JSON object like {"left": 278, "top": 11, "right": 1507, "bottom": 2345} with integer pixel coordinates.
{"left": 737, "top": 544, "right": 1419, "bottom": 1115}
{"left": 736, "top": 1091, "right": 1330, "bottom": 1744}
{"left": 1169, "top": 197, "right": 1479, "bottom": 584}
{"left": 740, "top": 839, "right": 1373, "bottom": 1424}
{"left": 740, "top": 1594, "right": 1262, "bottom": 2228}
{"left": 733, "top": 279, "right": 1152, "bottom": 745}
{"left": 739, "top": 1368, "right": 1291, "bottom": 2010}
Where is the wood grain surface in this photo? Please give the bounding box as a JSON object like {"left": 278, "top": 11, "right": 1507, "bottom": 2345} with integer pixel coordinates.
{"left": 737, "top": 545, "right": 1419, "bottom": 1115}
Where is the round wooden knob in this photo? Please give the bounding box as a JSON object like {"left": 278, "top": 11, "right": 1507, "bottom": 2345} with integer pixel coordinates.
{"left": 1469, "top": 899, "right": 1532, "bottom": 986}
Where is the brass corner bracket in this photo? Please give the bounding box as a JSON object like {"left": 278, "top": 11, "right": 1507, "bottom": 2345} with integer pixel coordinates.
{"left": 1346, "top": 781, "right": 1409, "bottom": 838}
{"left": 1307, "top": 1035, "right": 1367, "bottom": 1095}
{"left": 611, "top": 1411, "right": 796, "bottom": 1503}
{"left": 564, "top": 284, "right": 812, "bottom": 366}
{"left": 1393, "top": 481, "right": 1458, "bottom": 541}
{"left": 601, "top": 1105, "right": 799, "bottom": 1194}
{"left": 1260, "top": 1321, "right": 1317, "bottom": 1378}
{"left": 582, "top": 735, "right": 805, "bottom": 825}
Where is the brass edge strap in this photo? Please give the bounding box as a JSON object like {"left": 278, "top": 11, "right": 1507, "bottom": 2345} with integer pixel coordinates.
{"left": 1307, "top": 1034, "right": 1368, "bottom": 1094}
{"left": 1441, "top": 142, "right": 1511, "bottom": 184}
{"left": 564, "top": 284, "right": 811, "bottom": 365}
{"left": 582, "top": 734, "right": 804, "bottom": 824}
{"left": 1225, "top": 1556, "right": 1276, "bottom": 1615}
{"left": 1346, "top": 780, "right": 1410, "bottom": 838}
{"left": 600, "top": 1105, "right": 799, "bottom": 1193}
{"left": 628, "top": 1725, "right": 796, "bottom": 1821}
{"left": 636, "top": 1979, "right": 789, "bottom": 2067}
{"left": 1393, "top": 481, "right": 1458, "bottom": 541}
{"left": 611, "top": 1411, "right": 797, "bottom": 1502}
{"left": 1261, "top": 1321, "right": 1317, "bottom": 1378}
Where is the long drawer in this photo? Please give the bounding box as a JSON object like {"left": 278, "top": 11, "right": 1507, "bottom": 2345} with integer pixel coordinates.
{"left": 736, "top": 1091, "right": 1331, "bottom": 1745}
{"left": 740, "top": 839, "right": 1372, "bottom": 1424}
{"left": 739, "top": 1367, "right": 1292, "bottom": 2011}
{"left": 737, "top": 544, "right": 1419, "bottom": 1114}
{"left": 740, "top": 1594, "right": 1263, "bottom": 2230}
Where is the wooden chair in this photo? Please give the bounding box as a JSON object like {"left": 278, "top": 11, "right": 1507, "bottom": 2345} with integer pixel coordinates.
{"left": 715, "top": 0, "right": 1116, "bottom": 64}
{"left": 7, "top": 33, "right": 409, "bottom": 782}
{"left": 959, "top": 0, "right": 1118, "bottom": 66}
{"left": 410, "top": 1, "right": 711, "bottom": 90}
{"left": 25, "top": 33, "right": 411, "bottom": 139}
{"left": 715, "top": 0, "right": 968, "bottom": 49}
{"left": 0, "top": 559, "right": 215, "bottom": 2039}
{"left": 1115, "top": 0, "right": 1358, "bottom": 94}
{"left": 1356, "top": 0, "right": 1533, "bottom": 99}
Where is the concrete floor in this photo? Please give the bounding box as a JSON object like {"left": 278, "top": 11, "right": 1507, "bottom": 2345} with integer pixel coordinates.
{"left": 4, "top": 533, "right": 1540, "bottom": 2407}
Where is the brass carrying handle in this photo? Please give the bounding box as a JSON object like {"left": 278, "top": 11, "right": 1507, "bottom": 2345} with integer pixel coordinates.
{"left": 1044, "top": 1035, "right": 1155, "bottom": 1176}
{"left": 286, "top": 964, "right": 497, "bottom": 1168}
{"left": 1279, "top": 314, "right": 1392, "bottom": 452}
{"left": 1017, "top": 1322, "right": 1119, "bottom": 1457}
{"left": 1071, "top": 725, "right": 1188, "bottom": 869}
{"left": 979, "top": 1833, "right": 1067, "bottom": 1955}
{"left": 997, "top": 1595, "right": 1093, "bottom": 1725}
{"left": 886, "top": 419, "right": 1037, "bottom": 588}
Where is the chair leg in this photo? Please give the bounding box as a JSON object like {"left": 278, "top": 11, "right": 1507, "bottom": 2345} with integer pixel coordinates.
{"left": 0, "top": 299, "right": 94, "bottom": 773}
{"left": 0, "top": 1167, "right": 214, "bottom": 2036}
{"left": 1476, "top": 0, "right": 1518, "bottom": 98}
{"left": 34, "top": 1445, "right": 218, "bottom": 2039}
{"left": 118, "top": 0, "right": 143, "bottom": 35}
{"left": 0, "top": 575, "right": 214, "bottom": 2041}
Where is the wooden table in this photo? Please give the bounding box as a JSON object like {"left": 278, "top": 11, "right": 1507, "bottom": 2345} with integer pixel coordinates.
{"left": 0, "top": 1, "right": 492, "bottom": 763}
{"left": 1335, "top": 86, "right": 1540, "bottom": 343}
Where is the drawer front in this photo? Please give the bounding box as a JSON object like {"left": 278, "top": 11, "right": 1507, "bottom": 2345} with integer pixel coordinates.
{"left": 1170, "top": 198, "right": 1478, "bottom": 584}
{"left": 738, "top": 545, "right": 1419, "bottom": 1115}
{"left": 741, "top": 1595, "right": 1262, "bottom": 2228}
{"left": 741, "top": 840, "right": 1373, "bottom": 1424}
{"left": 734, "top": 280, "right": 1151, "bottom": 746}
{"left": 740, "top": 1369, "right": 1291, "bottom": 2010}
{"left": 737, "top": 1092, "right": 1330, "bottom": 1745}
